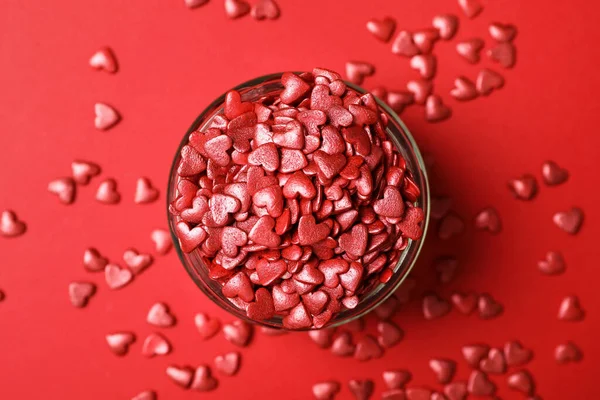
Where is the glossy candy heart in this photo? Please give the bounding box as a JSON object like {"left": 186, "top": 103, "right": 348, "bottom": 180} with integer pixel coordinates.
{"left": 69, "top": 282, "right": 96, "bottom": 307}
{"left": 467, "top": 371, "right": 495, "bottom": 396}
{"left": 476, "top": 69, "right": 504, "bottom": 95}
{"left": 123, "top": 248, "right": 153, "bottom": 274}
{"left": 413, "top": 29, "right": 439, "bottom": 54}
{"left": 480, "top": 348, "right": 506, "bottom": 374}
{"left": 142, "top": 333, "right": 171, "bottom": 357}
{"left": 444, "top": 382, "right": 467, "bottom": 400}
{"left": 89, "top": 47, "right": 118, "bottom": 73}
{"left": 508, "top": 174, "right": 537, "bottom": 200}
{"left": 48, "top": 177, "right": 76, "bottom": 204}
{"left": 131, "top": 391, "right": 155, "bottom": 400}
{"left": 423, "top": 294, "right": 450, "bottom": 320}
{"left": 507, "top": 371, "right": 534, "bottom": 396}
{"left": 166, "top": 365, "right": 193, "bottom": 387}
{"left": 555, "top": 341, "right": 582, "bottom": 364}
{"left": 104, "top": 264, "right": 133, "bottom": 289}
{"left": 538, "top": 251, "right": 565, "bottom": 275}
{"left": 345, "top": 61, "right": 375, "bottom": 85}
{"left": 366, "top": 17, "right": 396, "bottom": 42}
{"left": 392, "top": 31, "right": 419, "bottom": 57}
{"left": 312, "top": 381, "right": 341, "bottom": 400}
{"left": 383, "top": 370, "right": 411, "bottom": 389}
{"left": 410, "top": 55, "right": 436, "bottom": 80}
{"left": 450, "top": 76, "right": 478, "bottom": 101}
{"left": 94, "top": 103, "right": 120, "bottom": 130}
{"left": 83, "top": 248, "right": 108, "bottom": 272}
{"left": 251, "top": 0, "right": 280, "bottom": 20}
{"left": 96, "top": 178, "right": 121, "bottom": 204}
{"left": 190, "top": 365, "right": 218, "bottom": 392}
{"left": 462, "top": 344, "right": 490, "bottom": 366}
{"left": 558, "top": 295, "right": 584, "bottom": 321}
{"left": 105, "top": 332, "right": 135, "bottom": 356}
{"left": 354, "top": 335, "right": 383, "bottom": 361}
{"left": 71, "top": 160, "right": 101, "bottom": 185}
{"left": 489, "top": 22, "right": 517, "bottom": 42}
{"left": 407, "top": 80, "right": 433, "bottom": 104}
{"left": 430, "top": 359, "right": 456, "bottom": 384}
{"left": 425, "top": 95, "right": 451, "bottom": 122}
{"left": 504, "top": 341, "right": 533, "bottom": 366}
{"left": 478, "top": 293, "right": 503, "bottom": 319}
{"left": 433, "top": 14, "right": 458, "bottom": 40}
{"left": 224, "top": 0, "right": 250, "bottom": 19}
{"left": 331, "top": 332, "right": 355, "bottom": 357}
{"left": 542, "top": 160, "right": 568, "bottom": 185}
{"left": 151, "top": 229, "right": 172, "bottom": 255}
{"left": 147, "top": 302, "right": 176, "bottom": 327}
{"left": 488, "top": 42, "right": 516, "bottom": 68}
{"left": 456, "top": 38, "right": 484, "bottom": 64}
{"left": 458, "top": 0, "right": 483, "bottom": 18}
{"left": 377, "top": 321, "right": 403, "bottom": 348}
{"left": 451, "top": 292, "right": 477, "bottom": 314}
{"left": 474, "top": 207, "right": 501, "bottom": 233}
{"left": 349, "top": 380, "right": 374, "bottom": 400}
{"left": 214, "top": 351, "right": 241, "bottom": 376}
{"left": 553, "top": 207, "right": 584, "bottom": 234}
{"left": 223, "top": 320, "right": 253, "bottom": 347}
{"left": 184, "top": 0, "right": 209, "bottom": 8}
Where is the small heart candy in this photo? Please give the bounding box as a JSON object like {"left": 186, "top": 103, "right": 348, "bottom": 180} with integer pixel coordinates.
{"left": 283, "top": 171, "right": 316, "bottom": 199}
{"left": 248, "top": 215, "right": 280, "bottom": 247}
{"left": 68, "top": 282, "right": 96, "bottom": 307}
{"left": 489, "top": 22, "right": 517, "bottom": 42}
{"left": 349, "top": 379, "right": 374, "bottom": 400}
{"left": 185, "top": 0, "right": 209, "bottom": 8}
{"left": 407, "top": 79, "right": 433, "bottom": 104}
{"left": 83, "top": 247, "right": 108, "bottom": 272}
{"left": 282, "top": 302, "right": 313, "bottom": 329}
{"left": 487, "top": 42, "right": 516, "bottom": 68}
{"left": 451, "top": 292, "right": 477, "bottom": 314}
{"left": 386, "top": 91, "right": 414, "bottom": 113}
{"left": 467, "top": 370, "right": 495, "bottom": 396}
{"left": 204, "top": 135, "right": 233, "bottom": 167}
{"left": 222, "top": 272, "right": 254, "bottom": 302}
{"left": 383, "top": 370, "right": 411, "bottom": 389}
{"left": 214, "top": 352, "right": 241, "bottom": 376}
{"left": 272, "top": 284, "right": 300, "bottom": 311}
{"left": 339, "top": 224, "right": 368, "bottom": 257}
{"left": 96, "top": 178, "right": 121, "bottom": 204}
{"left": 297, "top": 215, "right": 330, "bottom": 245}
{"left": 224, "top": 0, "right": 250, "bottom": 19}
{"left": 480, "top": 348, "right": 506, "bottom": 374}
{"left": 176, "top": 221, "right": 207, "bottom": 253}
{"left": 373, "top": 186, "right": 405, "bottom": 217}
{"left": 450, "top": 76, "right": 478, "bottom": 101}
{"left": 194, "top": 313, "right": 221, "bottom": 339}
{"left": 302, "top": 290, "right": 329, "bottom": 315}
{"left": 147, "top": 302, "right": 176, "bottom": 327}
{"left": 507, "top": 370, "right": 534, "bottom": 396}
{"left": 397, "top": 206, "right": 425, "bottom": 240}
{"left": 508, "top": 174, "right": 538, "bottom": 200}
{"left": 366, "top": 17, "right": 396, "bottom": 42}
{"left": 151, "top": 229, "right": 173, "bottom": 255}
{"left": 374, "top": 294, "right": 399, "bottom": 320}
{"left": 433, "top": 14, "right": 459, "bottom": 40}
{"left": 474, "top": 207, "right": 501, "bottom": 233}
{"left": 104, "top": 263, "right": 133, "bottom": 289}
{"left": 476, "top": 68, "right": 504, "bottom": 95}
{"left": 504, "top": 340, "right": 533, "bottom": 366}
{"left": 223, "top": 320, "right": 253, "bottom": 346}
{"left": 542, "top": 160, "right": 569, "bottom": 185}
{"left": 354, "top": 335, "right": 383, "bottom": 361}
{"left": 273, "top": 120, "right": 305, "bottom": 149}
{"left": 430, "top": 359, "right": 456, "bottom": 384}
{"left": 248, "top": 142, "right": 280, "bottom": 172}
{"left": 406, "top": 388, "right": 432, "bottom": 400}
{"left": 178, "top": 145, "right": 207, "bottom": 176}
{"left": 456, "top": 38, "right": 485, "bottom": 64}
{"left": 251, "top": 0, "right": 279, "bottom": 20}
{"left": 280, "top": 72, "right": 311, "bottom": 104}
{"left": 89, "top": 47, "right": 118, "bottom": 73}
{"left": 422, "top": 294, "right": 450, "bottom": 320}
{"left": 166, "top": 365, "right": 193, "bottom": 387}
{"left": 410, "top": 54, "right": 436, "bottom": 80}
{"left": 246, "top": 288, "right": 275, "bottom": 320}
{"left": 444, "top": 382, "right": 468, "bottom": 400}
{"left": 94, "top": 102, "right": 120, "bottom": 130}
{"left": 377, "top": 321, "right": 403, "bottom": 348}
{"left": 553, "top": 207, "right": 584, "bottom": 234}
{"left": 345, "top": 61, "right": 375, "bottom": 85}
{"left": 538, "top": 251, "right": 565, "bottom": 275}
{"left": 331, "top": 332, "right": 355, "bottom": 357}
{"left": 412, "top": 29, "right": 439, "bottom": 54}
{"left": 555, "top": 341, "right": 582, "bottom": 364}
{"left": 131, "top": 390, "right": 156, "bottom": 400}
{"left": 425, "top": 95, "right": 451, "bottom": 123}
{"left": 48, "top": 177, "right": 76, "bottom": 204}
{"left": 71, "top": 160, "right": 101, "bottom": 185}
{"left": 142, "top": 333, "right": 171, "bottom": 357}
{"left": 462, "top": 344, "right": 490, "bottom": 367}
{"left": 105, "top": 332, "right": 135, "bottom": 356}
{"left": 382, "top": 389, "right": 408, "bottom": 400}
{"left": 558, "top": 295, "right": 584, "bottom": 321}
{"left": 478, "top": 293, "right": 503, "bottom": 319}
{"left": 312, "top": 381, "right": 341, "bottom": 400}
{"left": 392, "top": 31, "right": 419, "bottom": 57}
{"left": 123, "top": 248, "right": 153, "bottom": 274}
{"left": 458, "top": 0, "right": 483, "bottom": 18}
{"left": 190, "top": 365, "right": 218, "bottom": 392}
{"left": 308, "top": 329, "right": 335, "bottom": 348}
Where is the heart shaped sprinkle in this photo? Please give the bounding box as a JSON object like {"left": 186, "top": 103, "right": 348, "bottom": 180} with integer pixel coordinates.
{"left": 194, "top": 313, "right": 221, "bottom": 339}
{"left": 382, "top": 389, "right": 408, "bottom": 399}
{"left": 96, "top": 178, "right": 121, "bottom": 204}
{"left": 377, "top": 321, "right": 404, "bottom": 348}
{"left": 383, "top": 370, "right": 411, "bottom": 390}
{"left": 507, "top": 175, "right": 538, "bottom": 200}
{"left": 507, "top": 370, "right": 534, "bottom": 396}
{"left": 184, "top": 0, "right": 209, "bottom": 9}
{"left": 312, "top": 381, "right": 341, "bottom": 400}
{"left": 0, "top": 210, "right": 26, "bottom": 238}
{"left": 142, "top": 333, "right": 171, "bottom": 357}
{"left": 280, "top": 72, "right": 311, "bottom": 104}
{"left": 450, "top": 292, "right": 477, "bottom": 314}
{"left": 104, "top": 263, "right": 133, "bottom": 289}
{"left": 558, "top": 295, "right": 585, "bottom": 321}
{"left": 450, "top": 76, "right": 478, "bottom": 101}
{"left": 386, "top": 91, "right": 414, "bottom": 114}
{"left": 147, "top": 302, "right": 176, "bottom": 327}
{"left": 338, "top": 223, "right": 369, "bottom": 257}
{"left": 131, "top": 390, "right": 156, "bottom": 400}
{"left": 251, "top": 0, "right": 280, "bottom": 20}
{"left": 224, "top": 0, "right": 250, "bottom": 19}
{"left": 214, "top": 352, "right": 241, "bottom": 376}
{"left": 166, "top": 365, "right": 193, "bottom": 387}
{"left": 223, "top": 272, "right": 254, "bottom": 302}
{"left": 223, "top": 320, "right": 253, "bottom": 347}
{"left": 247, "top": 288, "right": 275, "bottom": 320}
{"left": 331, "top": 332, "right": 355, "bottom": 357}
{"left": 425, "top": 95, "right": 451, "bottom": 122}
{"left": 345, "top": 61, "right": 375, "bottom": 85}
{"left": 456, "top": 38, "right": 485, "bottom": 64}
{"left": 151, "top": 229, "right": 173, "bottom": 255}
{"left": 476, "top": 69, "right": 504, "bottom": 95}
{"left": 555, "top": 341, "right": 582, "bottom": 364}
{"left": 248, "top": 142, "right": 280, "bottom": 172}
{"left": 392, "top": 31, "right": 419, "bottom": 57}
{"left": 298, "top": 215, "right": 330, "bottom": 245}
{"left": 480, "top": 348, "right": 506, "bottom": 374}
{"left": 308, "top": 329, "right": 335, "bottom": 348}
{"left": 83, "top": 247, "right": 108, "bottom": 272}
{"left": 133, "top": 177, "right": 159, "bottom": 204}
{"left": 105, "top": 332, "right": 135, "bottom": 356}
{"left": 176, "top": 221, "right": 207, "bottom": 253}
{"left": 71, "top": 160, "right": 101, "bottom": 185}
{"left": 406, "top": 79, "right": 433, "bottom": 104}
{"left": 542, "top": 160, "right": 569, "bottom": 185}
{"left": 190, "top": 365, "right": 218, "bottom": 392}
{"left": 433, "top": 14, "right": 459, "bottom": 40}
{"left": 366, "top": 17, "right": 396, "bottom": 42}
{"left": 478, "top": 293, "right": 503, "bottom": 319}
{"left": 474, "top": 207, "right": 502, "bottom": 233}
{"left": 94, "top": 102, "right": 120, "bottom": 130}
{"left": 538, "top": 251, "right": 565, "bottom": 275}
{"left": 349, "top": 379, "right": 374, "bottom": 400}
{"left": 467, "top": 370, "right": 495, "bottom": 396}
{"left": 462, "top": 344, "right": 490, "bottom": 367}
{"left": 458, "top": 0, "right": 483, "bottom": 19}
{"left": 504, "top": 340, "right": 533, "bottom": 366}
{"left": 123, "top": 248, "right": 153, "bottom": 274}
{"left": 487, "top": 42, "right": 516, "bottom": 68}
{"left": 48, "top": 177, "right": 76, "bottom": 204}
{"left": 68, "top": 282, "right": 96, "bottom": 307}
{"left": 374, "top": 294, "right": 399, "bottom": 320}
{"left": 410, "top": 55, "right": 436, "bottom": 80}
{"left": 553, "top": 207, "right": 584, "bottom": 234}
{"left": 248, "top": 215, "right": 280, "bottom": 247}
{"left": 489, "top": 22, "right": 517, "bottom": 42}
{"left": 354, "top": 335, "right": 383, "bottom": 361}
{"left": 423, "top": 294, "right": 450, "bottom": 320}
{"left": 89, "top": 47, "right": 118, "bottom": 73}
{"left": 413, "top": 29, "right": 439, "bottom": 54}
{"left": 443, "top": 382, "right": 467, "bottom": 400}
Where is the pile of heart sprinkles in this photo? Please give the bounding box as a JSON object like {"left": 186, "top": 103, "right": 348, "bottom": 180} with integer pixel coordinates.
{"left": 169, "top": 67, "right": 425, "bottom": 329}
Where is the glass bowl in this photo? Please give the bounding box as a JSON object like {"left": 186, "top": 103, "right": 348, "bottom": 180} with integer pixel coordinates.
{"left": 167, "top": 72, "right": 430, "bottom": 330}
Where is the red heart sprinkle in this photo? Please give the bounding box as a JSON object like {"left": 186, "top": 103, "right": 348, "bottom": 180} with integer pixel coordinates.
{"left": 297, "top": 215, "right": 330, "bottom": 245}
{"left": 480, "top": 348, "right": 506, "bottom": 374}
{"left": 450, "top": 76, "right": 478, "bottom": 101}
{"left": 71, "top": 160, "right": 101, "bottom": 185}
{"left": 374, "top": 294, "right": 399, "bottom": 320}
{"left": 280, "top": 149, "right": 308, "bottom": 173}
{"left": 302, "top": 290, "right": 329, "bottom": 315}
{"left": 458, "top": 0, "right": 483, "bottom": 18}
{"left": 425, "top": 95, "right": 451, "bottom": 122}
{"left": 407, "top": 80, "right": 433, "bottom": 104}
{"left": 251, "top": 0, "right": 280, "bottom": 20}
{"left": 435, "top": 257, "right": 458, "bottom": 283}
{"left": 386, "top": 91, "right": 414, "bottom": 114}
{"left": 349, "top": 379, "right": 374, "bottom": 400}
{"left": 410, "top": 55, "right": 436, "bottom": 80}
{"left": 438, "top": 212, "right": 464, "bottom": 239}
{"left": 248, "top": 215, "right": 280, "bottom": 247}
{"left": 345, "top": 61, "right": 375, "bottom": 85}
{"left": 123, "top": 248, "right": 153, "bottom": 274}
{"left": 451, "top": 292, "right": 477, "bottom": 314}
{"left": 476, "top": 69, "right": 504, "bottom": 95}
{"left": 176, "top": 221, "right": 207, "bottom": 253}
{"left": 190, "top": 365, "right": 218, "bottom": 392}
{"left": 366, "top": 17, "right": 396, "bottom": 42}
{"left": 558, "top": 295, "right": 585, "bottom": 321}
{"left": 308, "top": 329, "right": 335, "bottom": 348}
{"left": 223, "top": 272, "right": 254, "bottom": 302}
{"left": 331, "top": 332, "right": 355, "bottom": 357}
{"left": 444, "top": 382, "right": 467, "bottom": 400}
{"left": 467, "top": 370, "right": 495, "bottom": 396}
{"left": 398, "top": 207, "right": 425, "bottom": 240}
{"left": 538, "top": 251, "right": 565, "bottom": 275}
{"left": 221, "top": 226, "right": 247, "bottom": 257}
{"left": 151, "top": 229, "right": 172, "bottom": 255}
{"left": 280, "top": 72, "right": 311, "bottom": 104}
{"left": 313, "top": 150, "right": 347, "bottom": 180}
{"left": 166, "top": 365, "right": 193, "bottom": 388}
{"left": 462, "top": 344, "right": 490, "bottom": 367}
{"left": 104, "top": 264, "right": 133, "bottom": 289}
{"left": 105, "top": 332, "right": 135, "bottom": 356}
{"left": 223, "top": 320, "right": 253, "bottom": 347}
{"left": 487, "top": 42, "right": 516, "bottom": 68}
{"left": 382, "top": 389, "right": 407, "bottom": 400}
{"left": 273, "top": 121, "right": 305, "bottom": 150}
{"left": 339, "top": 224, "right": 368, "bottom": 257}
{"left": 89, "top": 47, "right": 118, "bottom": 73}
{"left": 542, "top": 160, "right": 568, "bottom": 185}
{"left": 339, "top": 262, "right": 364, "bottom": 292}
{"left": 283, "top": 171, "right": 316, "bottom": 199}
{"left": 312, "top": 381, "right": 341, "bottom": 400}
{"left": 507, "top": 370, "right": 534, "bottom": 396}
{"left": 373, "top": 186, "right": 405, "bottom": 217}
{"left": 283, "top": 302, "right": 312, "bottom": 329}
{"left": 413, "top": 29, "right": 439, "bottom": 54}
{"left": 194, "top": 313, "right": 221, "bottom": 339}
{"left": 96, "top": 178, "right": 121, "bottom": 204}
{"left": 392, "top": 31, "right": 419, "bottom": 57}
{"left": 224, "top": 0, "right": 250, "bottom": 19}
{"left": 474, "top": 207, "right": 501, "bottom": 233}
{"left": 214, "top": 351, "right": 241, "bottom": 376}
{"left": 489, "top": 22, "right": 517, "bottom": 42}
{"left": 383, "top": 370, "right": 411, "bottom": 390}
{"left": 423, "top": 294, "right": 451, "bottom": 320}
{"left": 247, "top": 288, "right": 275, "bottom": 320}
{"left": 83, "top": 247, "right": 108, "bottom": 272}
{"left": 94, "top": 102, "right": 120, "bottom": 130}
{"left": 429, "top": 359, "right": 456, "bottom": 384}
{"left": 248, "top": 143, "right": 279, "bottom": 172}
{"left": 142, "top": 333, "right": 171, "bottom": 357}
{"left": 178, "top": 145, "right": 207, "bottom": 176}
{"left": 555, "top": 341, "right": 582, "bottom": 364}
{"left": 185, "top": 0, "right": 209, "bottom": 9}
{"left": 147, "top": 302, "right": 176, "bottom": 327}
{"left": 210, "top": 193, "right": 241, "bottom": 225}
{"left": 131, "top": 390, "right": 156, "bottom": 400}
{"left": 181, "top": 196, "right": 209, "bottom": 223}
{"left": 354, "top": 335, "right": 383, "bottom": 361}
{"left": 553, "top": 207, "right": 584, "bottom": 234}
{"left": 456, "top": 38, "right": 484, "bottom": 64}
{"left": 377, "top": 321, "right": 403, "bottom": 348}
{"left": 478, "top": 293, "right": 503, "bottom": 319}
{"left": 204, "top": 135, "right": 233, "bottom": 167}
{"left": 272, "top": 284, "right": 300, "bottom": 311}
{"left": 69, "top": 282, "right": 96, "bottom": 307}
{"left": 508, "top": 174, "right": 538, "bottom": 200}
{"left": 433, "top": 14, "right": 459, "bottom": 40}
{"left": 48, "top": 177, "right": 76, "bottom": 204}
{"left": 504, "top": 341, "right": 533, "bottom": 366}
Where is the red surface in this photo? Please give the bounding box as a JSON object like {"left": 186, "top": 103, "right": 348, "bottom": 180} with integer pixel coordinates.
{"left": 0, "top": 0, "right": 598, "bottom": 398}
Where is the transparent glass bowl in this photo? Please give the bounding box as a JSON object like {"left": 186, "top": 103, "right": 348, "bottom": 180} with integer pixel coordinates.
{"left": 167, "top": 73, "right": 430, "bottom": 330}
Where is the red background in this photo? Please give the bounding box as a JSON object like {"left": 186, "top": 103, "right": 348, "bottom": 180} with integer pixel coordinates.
{"left": 0, "top": 0, "right": 598, "bottom": 398}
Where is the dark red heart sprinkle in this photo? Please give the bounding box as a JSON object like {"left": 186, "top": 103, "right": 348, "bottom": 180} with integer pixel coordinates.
{"left": 89, "top": 47, "right": 118, "bottom": 73}
{"left": 451, "top": 292, "right": 477, "bottom": 314}
{"left": 224, "top": 0, "right": 250, "bottom": 19}
{"left": 381, "top": 389, "right": 407, "bottom": 400}
{"left": 0, "top": 210, "right": 26, "bottom": 238}
{"left": 105, "top": 332, "right": 135, "bottom": 356}
{"left": 555, "top": 341, "right": 582, "bottom": 364}
{"left": 429, "top": 359, "right": 456, "bottom": 384}
{"left": 94, "top": 102, "right": 120, "bottom": 130}
{"left": 507, "top": 370, "right": 534, "bottom": 396}
{"left": 425, "top": 95, "right": 451, "bottom": 122}
{"left": 538, "top": 251, "right": 565, "bottom": 275}
{"left": 96, "top": 178, "right": 121, "bottom": 204}
{"left": 345, "top": 61, "right": 375, "bottom": 85}
{"left": 123, "top": 248, "right": 153, "bottom": 274}
{"left": 433, "top": 14, "right": 459, "bottom": 40}
{"left": 151, "top": 229, "right": 173, "bottom": 255}
{"left": 474, "top": 207, "right": 501, "bottom": 233}
{"left": 444, "top": 382, "right": 467, "bottom": 400}
{"left": 166, "top": 365, "right": 193, "bottom": 388}
{"left": 456, "top": 38, "right": 484, "bottom": 64}
{"left": 383, "top": 370, "right": 411, "bottom": 390}
{"left": 354, "top": 335, "right": 383, "bottom": 361}
{"left": 147, "top": 302, "right": 176, "bottom": 327}
{"left": 331, "top": 332, "right": 355, "bottom": 357}
{"left": 366, "top": 17, "right": 396, "bottom": 42}
{"left": 467, "top": 371, "right": 495, "bottom": 396}
{"left": 71, "top": 160, "right": 101, "bottom": 185}
{"left": 413, "top": 29, "right": 439, "bottom": 54}
{"left": 557, "top": 295, "right": 585, "bottom": 321}
{"left": 450, "top": 76, "right": 478, "bottom": 101}
{"left": 377, "top": 321, "right": 404, "bottom": 348}
{"left": 251, "top": 0, "right": 280, "bottom": 20}
{"left": 223, "top": 320, "right": 253, "bottom": 346}
{"left": 553, "top": 207, "right": 584, "bottom": 234}
{"left": 195, "top": 313, "right": 221, "bottom": 339}
{"left": 504, "top": 341, "right": 533, "bottom": 366}
{"left": 458, "top": 0, "right": 483, "bottom": 18}
{"left": 480, "top": 348, "right": 506, "bottom": 374}
{"left": 478, "top": 293, "right": 503, "bottom": 319}
{"left": 83, "top": 248, "right": 108, "bottom": 272}
{"left": 247, "top": 288, "right": 275, "bottom": 320}
{"left": 69, "top": 282, "right": 96, "bottom": 307}
{"left": 104, "top": 263, "right": 133, "bottom": 289}
{"left": 407, "top": 80, "right": 433, "bottom": 105}
{"left": 190, "top": 365, "right": 218, "bottom": 392}
{"left": 48, "top": 177, "right": 76, "bottom": 204}
{"left": 374, "top": 294, "right": 399, "bottom": 320}
{"left": 476, "top": 69, "right": 504, "bottom": 95}
{"left": 462, "top": 344, "right": 490, "bottom": 366}
{"left": 508, "top": 175, "right": 538, "bottom": 200}
{"left": 308, "top": 328, "right": 335, "bottom": 348}
{"left": 410, "top": 55, "right": 436, "bottom": 80}
{"left": 489, "top": 22, "right": 517, "bottom": 42}
{"left": 423, "top": 294, "right": 451, "bottom": 320}
{"left": 313, "top": 381, "right": 341, "bottom": 400}
{"left": 542, "top": 160, "right": 569, "bottom": 185}
{"left": 131, "top": 390, "right": 156, "bottom": 400}
{"left": 392, "top": 31, "right": 419, "bottom": 57}
{"left": 348, "top": 379, "right": 374, "bottom": 400}
{"left": 435, "top": 257, "right": 458, "bottom": 283}
{"left": 487, "top": 42, "right": 516, "bottom": 68}
{"left": 142, "top": 333, "right": 171, "bottom": 357}
{"left": 214, "top": 352, "right": 241, "bottom": 376}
